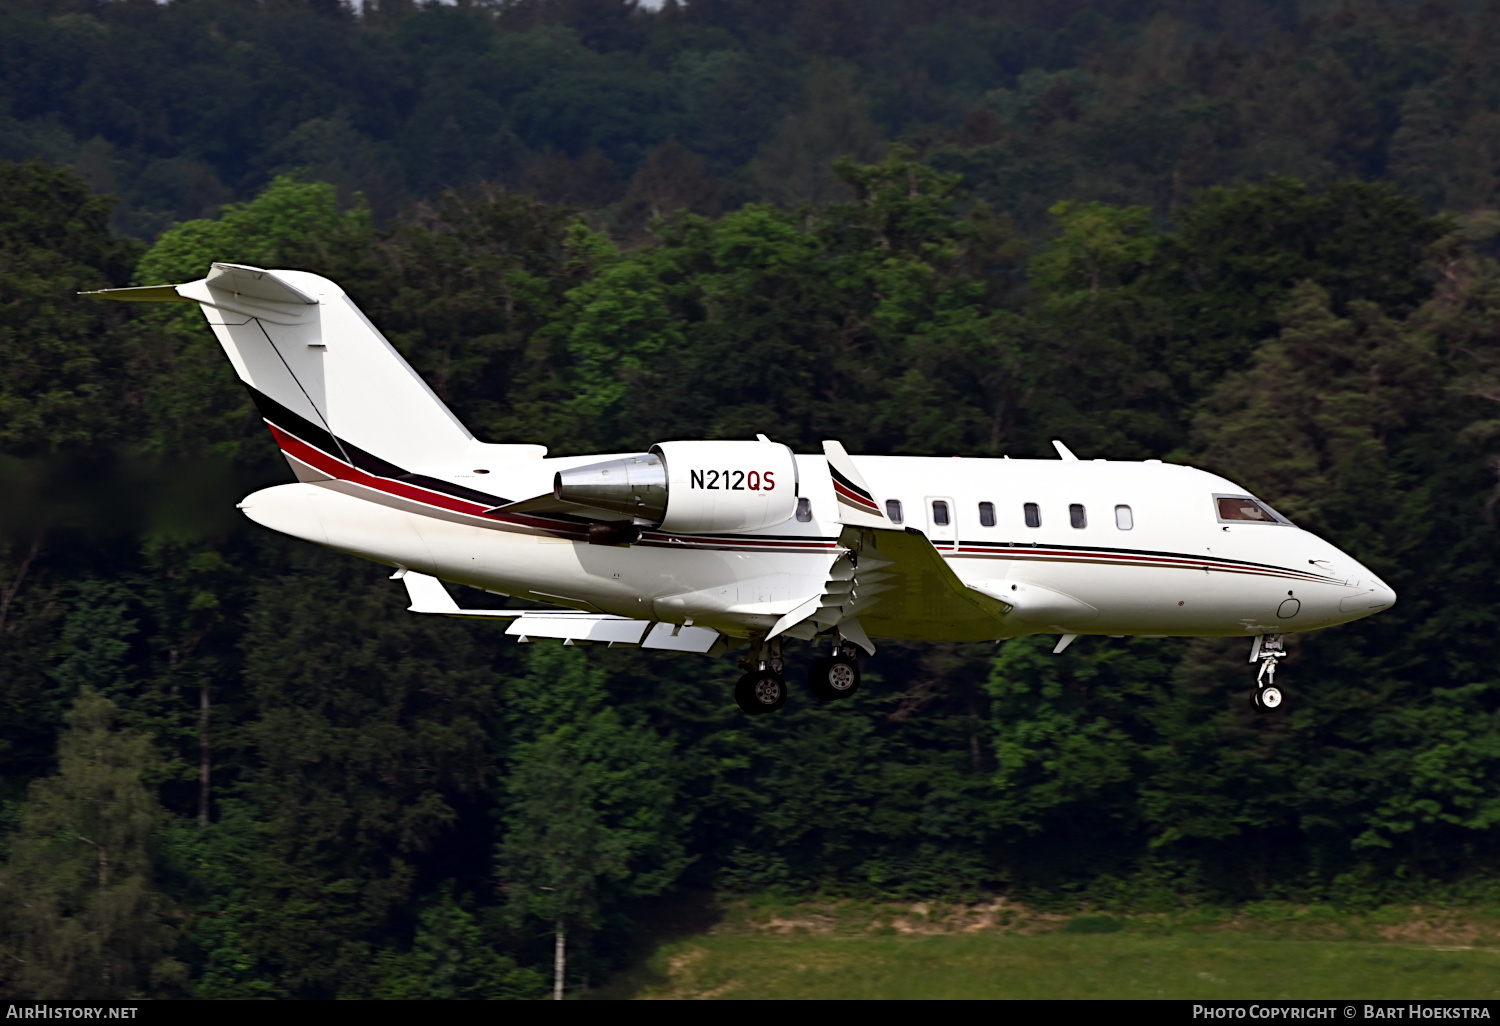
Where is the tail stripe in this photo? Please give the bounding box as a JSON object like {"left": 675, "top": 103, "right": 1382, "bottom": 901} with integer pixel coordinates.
{"left": 247, "top": 385, "right": 512, "bottom": 509}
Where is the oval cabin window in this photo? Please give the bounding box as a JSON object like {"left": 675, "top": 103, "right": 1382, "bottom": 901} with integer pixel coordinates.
{"left": 978, "top": 501, "right": 995, "bottom": 527}
{"left": 886, "top": 499, "right": 903, "bottom": 524}
{"left": 1024, "top": 502, "right": 1041, "bottom": 528}
{"left": 931, "top": 500, "right": 950, "bottom": 526}
{"left": 1069, "top": 503, "right": 1087, "bottom": 529}
{"left": 1115, "top": 504, "right": 1133, "bottom": 530}
{"left": 796, "top": 497, "right": 812, "bottom": 522}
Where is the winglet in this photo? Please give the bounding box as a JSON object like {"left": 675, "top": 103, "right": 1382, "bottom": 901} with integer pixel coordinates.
{"left": 822, "top": 440, "right": 887, "bottom": 528}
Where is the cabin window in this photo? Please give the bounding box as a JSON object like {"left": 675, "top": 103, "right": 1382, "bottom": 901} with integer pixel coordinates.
{"left": 931, "top": 500, "right": 951, "bottom": 526}
{"left": 1215, "top": 495, "right": 1287, "bottom": 524}
{"left": 796, "top": 497, "right": 812, "bottom": 522}
{"left": 1024, "top": 502, "right": 1041, "bottom": 528}
{"left": 886, "top": 499, "right": 903, "bottom": 524}
{"left": 978, "top": 501, "right": 996, "bottom": 527}
{"left": 1115, "top": 504, "right": 1133, "bottom": 530}
{"left": 1070, "top": 503, "right": 1087, "bottom": 528}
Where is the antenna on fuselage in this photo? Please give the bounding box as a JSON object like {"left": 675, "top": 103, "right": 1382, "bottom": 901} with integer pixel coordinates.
{"left": 1052, "top": 440, "right": 1079, "bottom": 461}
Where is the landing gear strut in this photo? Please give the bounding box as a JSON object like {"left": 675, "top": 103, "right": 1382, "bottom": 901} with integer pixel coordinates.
{"left": 1249, "top": 634, "right": 1286, "bottom": 711}
{"left": 807, "top": 639, "right": 862, "bottom": 702}
{"left": 735, "top": 636, "right": 787, "bottom": 715}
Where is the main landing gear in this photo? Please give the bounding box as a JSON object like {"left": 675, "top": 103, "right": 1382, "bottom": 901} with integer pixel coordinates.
{"left": 807, "top": 641, "right": 862, "bottom": 703}
{"left": 734, "top": 637, "right": 862, "bottom": 716}
{"left": 735, "top": 636, "right": 788, "bottom": 715}
{"left": 1249, "top": 633, "right": 1286, "bottom": 711}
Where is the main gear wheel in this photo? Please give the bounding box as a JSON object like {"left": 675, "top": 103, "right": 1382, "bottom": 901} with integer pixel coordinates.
{"left": 735, "top": 670, "right": 788, "bottom": 715}
{"left": 806, "top": 656, "right": 861, "bottom": 702}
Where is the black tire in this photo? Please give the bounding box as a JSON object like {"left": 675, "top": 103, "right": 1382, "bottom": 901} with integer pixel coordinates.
{"left": 807, "top": 656, "right": 860, "bottom": 702}
{"left": 735, "top": 671, "right": 787, "bottom": 715}
{"left": 807, "top": 657, "right": 836, "bottom": 701}
{"left": 1250, "top": 687, "right": 1286, "bottom": 711}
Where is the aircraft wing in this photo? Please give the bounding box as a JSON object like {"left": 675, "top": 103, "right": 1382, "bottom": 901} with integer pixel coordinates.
{"left": 840, "top": 526, "right": 1013, "bottom": 640}
{"left": 395, "top": 571, "right": 722, "bottom": 653}
{"left": 769, "top": 526, "right": 1013, "bottom": 649}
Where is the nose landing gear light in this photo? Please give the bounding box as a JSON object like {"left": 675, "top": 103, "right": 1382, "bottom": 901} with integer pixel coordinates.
{"left": 1249, "top": 634, "right": 1287, "bottom": 711}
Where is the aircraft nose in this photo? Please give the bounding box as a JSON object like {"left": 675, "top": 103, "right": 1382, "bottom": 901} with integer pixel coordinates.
{"left": 1338, "top": 577, "right": 1396, "bottom": 615}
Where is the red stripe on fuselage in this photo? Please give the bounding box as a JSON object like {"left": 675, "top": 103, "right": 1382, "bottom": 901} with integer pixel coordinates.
{"left": 267, "top": 423, "right": 839, "bottom": 551}
{"left": 268, "top": 424, "right": 494, "bottom": 518}
{"left": 955, "top": 544, "right": 1334, "bottom": 583}
{"left": 268, "top": 425, "right": 1318, "bottom": 578}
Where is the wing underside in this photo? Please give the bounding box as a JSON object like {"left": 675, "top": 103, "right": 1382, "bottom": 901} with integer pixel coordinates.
{"left": 396, "top": 570, "right": 722, "bottom": 653}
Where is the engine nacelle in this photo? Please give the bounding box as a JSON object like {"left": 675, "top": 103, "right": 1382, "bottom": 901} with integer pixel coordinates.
{"left": 553, "top": 440, "right": 797, "bottom": 534}
{"left": 653, "top": 440, "right": 798, "bottom": 532}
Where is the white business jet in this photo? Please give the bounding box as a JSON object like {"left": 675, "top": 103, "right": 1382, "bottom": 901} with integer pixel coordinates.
{"left": 87, "top": 265, "right": 1396, "bottom": 715}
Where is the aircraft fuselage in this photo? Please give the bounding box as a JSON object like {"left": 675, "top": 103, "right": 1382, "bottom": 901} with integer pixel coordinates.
{"left": 239, "top": 449, "right": 1394, "bottom": 643}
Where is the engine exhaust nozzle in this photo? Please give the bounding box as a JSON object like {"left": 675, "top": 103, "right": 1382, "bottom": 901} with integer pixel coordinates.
{"left": 553, "top": 454, "right": 667, "bottom": 521}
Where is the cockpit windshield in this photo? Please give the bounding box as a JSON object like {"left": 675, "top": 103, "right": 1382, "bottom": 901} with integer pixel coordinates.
{"left": 1215, "top": 495, "right": 1289, "bottom": 525}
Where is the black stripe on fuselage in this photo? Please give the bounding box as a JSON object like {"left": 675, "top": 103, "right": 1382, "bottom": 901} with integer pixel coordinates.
{"left": 246, "top": 384, "right": 511, "bottom": 508}
{"left": 954, "top": 539, "right": 1338, "bottom": 581}
{"left": 245, "top": 383, "right": 343, "bottom": 465}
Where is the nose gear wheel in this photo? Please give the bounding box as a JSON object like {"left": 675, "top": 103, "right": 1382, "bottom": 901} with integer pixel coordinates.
{"left": 1248, "top": 634, "right": 1287, "bottom": 712}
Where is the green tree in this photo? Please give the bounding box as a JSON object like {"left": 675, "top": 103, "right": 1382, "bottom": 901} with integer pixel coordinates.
{"left": 1029, "top": 201, "right": 1156, "bottom": 298}
{"left": 129, "top": 176, "right": 372, "bottom": 465}
{"left": 496, "top": 737, "right": 624, "bottom": 1000}
{"left": 0, "top": 688, "right": 179, "bottom": 998}
{"left": 230, "top": 548, "right": 498, "bottom": 998}
{"left": 369, "top": 886, "right": 545, "bottom": 1000}
{"left": 0, "top": 162, "right": 142, "bottom": 457}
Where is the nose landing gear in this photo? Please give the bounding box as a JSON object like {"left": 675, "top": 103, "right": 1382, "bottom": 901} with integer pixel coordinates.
{"left": 1249, "top": 634, "right": 1286, "bottom": 711}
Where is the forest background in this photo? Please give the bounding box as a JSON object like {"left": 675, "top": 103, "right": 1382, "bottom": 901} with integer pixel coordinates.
{"left": 4, "top": 0, "right": 1500, "bottom": 1000}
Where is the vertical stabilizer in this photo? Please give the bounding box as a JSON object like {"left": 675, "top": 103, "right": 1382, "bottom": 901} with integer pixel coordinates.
{"left": 182, "top": 264, "right": 473, "bottom": 473}
{"left": 89, "top": 264, "right": 477, "bottom": 478}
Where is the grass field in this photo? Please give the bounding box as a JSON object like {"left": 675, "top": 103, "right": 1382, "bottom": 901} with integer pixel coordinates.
{"left": 601, "top": 900, "right": 1500, "bottom": 1000}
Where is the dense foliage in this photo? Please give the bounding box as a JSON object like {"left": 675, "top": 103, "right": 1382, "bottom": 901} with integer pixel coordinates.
{"left": 3, "top": 0, "right": 1500, "bottom": 1001}
{"left": 6, "top": 0, "right": 1500, "bottom": 236}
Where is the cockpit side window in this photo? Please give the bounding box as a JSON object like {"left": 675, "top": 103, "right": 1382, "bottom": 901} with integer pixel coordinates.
{"left": 1214, "top": 495, "right": 1290, "bottom": 525}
